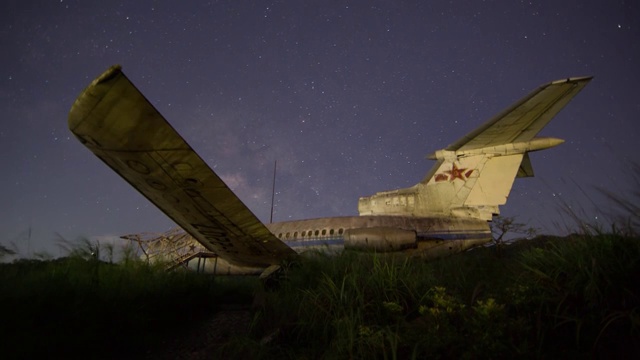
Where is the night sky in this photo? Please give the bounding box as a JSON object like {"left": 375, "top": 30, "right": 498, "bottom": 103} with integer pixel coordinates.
{"left": 1, "top": 1, "right": 638, "bottom": 256}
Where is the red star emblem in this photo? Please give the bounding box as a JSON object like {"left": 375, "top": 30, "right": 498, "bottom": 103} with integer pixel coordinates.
{"left": 434, "top": 163, "right": 473, "bottom": 182}
{"left": 445, "top": 163, "right": 468, "bottom": 181}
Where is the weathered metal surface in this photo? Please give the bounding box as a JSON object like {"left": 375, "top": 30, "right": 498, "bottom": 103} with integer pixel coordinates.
{"left": 445, "top": 76, "right": 592, "bottom": 151}
{"left": 343, "top": 227, "right": 417, "bottom": 252}
{"left": 69, "top": 66, "right": 296, "bottom": 267}
{"left": 70, "top": 67, "right": 591, "bottom": 270}
{"left": 359, "top": 77, "right": 592, "bottom": 221}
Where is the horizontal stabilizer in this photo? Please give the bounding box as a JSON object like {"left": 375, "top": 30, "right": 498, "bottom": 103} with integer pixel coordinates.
{"left": 362, "top": 76, "right": 591, "bottom": 221}
{"left": 446, "top": 76, "right": 592, "bottom": 151}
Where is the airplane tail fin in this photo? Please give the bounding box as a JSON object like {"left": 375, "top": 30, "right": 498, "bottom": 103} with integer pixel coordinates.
{"left": 358, "top": 76, "right": 591, "bottom": 221}
{"left": 419, "top": 150, "right": 533, "bottom": 220}
{"left": 359, "top": 138, "right": 562, "bottom": 221}
{"left": 423, "top": 137, "right": 565, "bottom": 219}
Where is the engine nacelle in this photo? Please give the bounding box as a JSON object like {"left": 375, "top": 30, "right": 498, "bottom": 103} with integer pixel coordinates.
{"left": 343, "top": 227, "right": 417, "bottom": 252}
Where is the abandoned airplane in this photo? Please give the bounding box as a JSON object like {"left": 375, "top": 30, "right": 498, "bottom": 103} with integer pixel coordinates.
{"left": 68, "top": 65, "right": 591, "bottom": 274}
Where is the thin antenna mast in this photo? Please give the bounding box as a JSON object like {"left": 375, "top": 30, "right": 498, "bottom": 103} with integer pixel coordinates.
{"left": 270, "top": 160, "right": 277, "bottom": 223}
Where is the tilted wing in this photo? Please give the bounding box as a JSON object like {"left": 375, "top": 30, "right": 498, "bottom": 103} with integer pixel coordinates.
{"left": 68, "top": 65, "right": 296, "bottom": 267}
{"left": 446, "top": 76, "right": 592, "bottom": 151}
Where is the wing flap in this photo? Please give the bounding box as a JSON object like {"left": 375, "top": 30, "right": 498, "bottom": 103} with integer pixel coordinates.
{"left": 447, "top": 76, "right": 592, "bottom": 151}
{"left": 68, "top": 65, "right": 296, "bottom": 266}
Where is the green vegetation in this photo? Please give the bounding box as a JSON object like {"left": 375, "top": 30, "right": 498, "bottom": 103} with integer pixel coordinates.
{"left": 0, "top": 243, "right": 257, "bottom": 359}
{"left": 240, "top": 233, "right": 640, "bottom": 359}
{"left": 2, "top": 230, "right": 639, "bottom": 358}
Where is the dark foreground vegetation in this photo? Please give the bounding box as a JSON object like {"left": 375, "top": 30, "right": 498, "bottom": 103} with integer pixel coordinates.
{"left": 247, "top": 233, "right": 640, "bottom": 359}
{"left": 1, "top": 231, "right": 639, "bottom": 359}
{"left": 0, "top": 255, "right": 256, "bottom": 359}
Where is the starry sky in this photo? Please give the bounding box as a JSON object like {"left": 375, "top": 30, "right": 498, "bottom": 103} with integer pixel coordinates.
{"left": 1, "top": 0, "right": 638, "bottom": 256}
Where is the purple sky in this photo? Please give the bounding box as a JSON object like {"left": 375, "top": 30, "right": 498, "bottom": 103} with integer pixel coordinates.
{"left": 1, "top": 1, "right": 638, "bottom": 256}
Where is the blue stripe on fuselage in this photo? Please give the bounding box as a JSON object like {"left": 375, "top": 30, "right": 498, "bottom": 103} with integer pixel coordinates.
{"left": 284, "top": 237, "right": 344, "bottom": 248}
{"left": 417, "top": 231, "right": 490, "bottom": 241}
{"left": 282, "top": 231, "right": 490, "bottom": 249}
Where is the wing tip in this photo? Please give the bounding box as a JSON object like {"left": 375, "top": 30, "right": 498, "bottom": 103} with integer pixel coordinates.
{"left": 68, "top": 65, "right": 124, "bottom": 131}
{"left": 550, "top": 76, "right": 593, "bottom": 85}
{"left": 93, "top": 64, "right": 123, "bottom": 86}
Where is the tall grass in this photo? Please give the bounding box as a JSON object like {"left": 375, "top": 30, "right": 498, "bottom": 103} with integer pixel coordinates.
{"left": 240, "top": 231, "right": 640, "bottom": 359}
{"left": 0, "top": 239, "right": 257, "bottom": 359}
{"left": 245, "top": 250, "right": 521, "bottom": 358}
{"left": 3, "top": 232, "right": 638, "bottom": 358}
{"left": 516, "top": 233, "right": 640, "bottom": 355}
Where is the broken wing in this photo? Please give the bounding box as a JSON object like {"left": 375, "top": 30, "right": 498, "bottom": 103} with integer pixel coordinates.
{"left": 68, "top": 65, "right": 296, "bottom": 266}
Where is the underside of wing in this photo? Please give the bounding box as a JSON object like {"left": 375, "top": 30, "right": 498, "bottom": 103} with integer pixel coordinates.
{"left": 446, "top": 76, "right": 592, "bottom": 151}
{"left": 68, "top": 65, "right": 296, "bottom": 267}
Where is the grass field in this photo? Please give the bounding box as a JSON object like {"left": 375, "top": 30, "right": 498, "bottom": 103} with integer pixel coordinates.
{"left": 1, "top": 229, "right": 639, "bottom": 359}
{"left": 0, "top": 253, "right": 256, "bottom": 359}
{"left": 244, "top": 233, "right": 640, "bottom": 359}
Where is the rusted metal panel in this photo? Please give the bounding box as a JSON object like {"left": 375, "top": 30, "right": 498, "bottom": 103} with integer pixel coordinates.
{"left": 69, "top": 66, "right": 296, "bottom": 267}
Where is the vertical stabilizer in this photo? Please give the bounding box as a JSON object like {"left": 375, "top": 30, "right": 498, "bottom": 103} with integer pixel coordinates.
{"left": 422, "top": 153, "right": 525, "bottom": 219}
{"left": 359, "top": 76, "right": 592, "bottom": 221}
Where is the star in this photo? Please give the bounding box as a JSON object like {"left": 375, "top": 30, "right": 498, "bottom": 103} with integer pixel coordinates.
{"left": 445, "top": 163, "right": 468, "bottom": 182}
{"left": 0, "top": 0, "right": 633, "bottom": 257}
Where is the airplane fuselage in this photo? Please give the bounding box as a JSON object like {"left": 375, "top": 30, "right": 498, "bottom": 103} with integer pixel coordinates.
{"left": 268, "top": 215, "right": 490, "bottom": 256}
{"left": 193, "top": 215, "right": 492, "bottom": 275}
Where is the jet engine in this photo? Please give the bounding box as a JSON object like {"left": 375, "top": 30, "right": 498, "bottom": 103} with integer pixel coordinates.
{"left": 343, "top": 227, "right": 416, "bottom": 252}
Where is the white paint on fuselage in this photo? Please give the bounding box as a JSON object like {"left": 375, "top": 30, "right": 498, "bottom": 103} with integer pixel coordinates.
{"left": 269, "top": 215, "right": 491, "bottom": 260}
{"left": 186, "top": 215, "right": 491, "bottom": 275}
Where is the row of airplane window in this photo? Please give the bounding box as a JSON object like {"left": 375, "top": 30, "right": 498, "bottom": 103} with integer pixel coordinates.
{"left": 370, "top": 195, "right": 415, "bottom": 207}
{"left": 278, "top": 228, "right": 345, "bottom": 240}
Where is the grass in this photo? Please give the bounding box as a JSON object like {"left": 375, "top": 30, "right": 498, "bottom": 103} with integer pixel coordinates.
{"left": 515, "top": 234, "right": 640, "bottom": 354}
{"left": 242, "top": 233, "right": 640, "bottom": 359}
{"left": 2, "top": 228, "right": 639, "bottom": 358}
{"left": 0, "top": 250, "right": 257, "bottom": 359}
